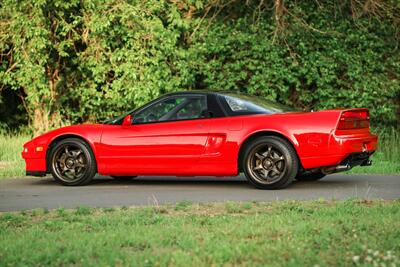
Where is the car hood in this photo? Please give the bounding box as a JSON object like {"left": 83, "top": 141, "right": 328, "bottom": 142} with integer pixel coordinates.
{"left": 24, "top": 124, "right": 104, "bottom": 147}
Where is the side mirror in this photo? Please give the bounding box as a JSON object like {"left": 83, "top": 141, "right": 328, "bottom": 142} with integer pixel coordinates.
{"left": 122, "top": 114, "right": 132, "bottom": 126}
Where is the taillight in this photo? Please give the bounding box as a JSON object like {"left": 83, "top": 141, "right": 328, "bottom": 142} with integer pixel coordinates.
{"left": 337, "top": 110, "right": 370, "bottom": 130}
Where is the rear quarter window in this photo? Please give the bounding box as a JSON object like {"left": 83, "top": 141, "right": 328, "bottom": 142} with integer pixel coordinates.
{"left": 221, "top": 94, "right": 293, "bottom": 116}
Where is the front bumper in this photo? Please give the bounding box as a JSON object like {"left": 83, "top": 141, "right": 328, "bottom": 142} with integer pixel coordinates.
{"left": 22, "top": 147, "right": 47, "bottom": 176}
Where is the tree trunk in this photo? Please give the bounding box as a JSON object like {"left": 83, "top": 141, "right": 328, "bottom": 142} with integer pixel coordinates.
{"left": 30, "top": 103, "right": 62, "bottom": 136}
{"left": 32, "top": 105, "right": 49, "bottom": 136}
{"left": 29, "top": 68, "right": 61, "bottom": 136}
{"left": 273, "top": 0, "right": 284, "bottom": 41}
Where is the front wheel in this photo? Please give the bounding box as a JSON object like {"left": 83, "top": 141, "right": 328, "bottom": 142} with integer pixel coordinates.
{"left": 242, "top": 136, "right": 299, "bottom": 189}
{"left": 49, "top": 138, "right": 97, "bottom": 186}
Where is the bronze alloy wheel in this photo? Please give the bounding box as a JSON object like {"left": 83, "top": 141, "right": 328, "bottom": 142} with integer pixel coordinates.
{"left": 242, "top": 136, "right": 298, "bottom": 189}
{"left": 49, "top": 138, "right": 96, "bottom": 186}
{"left": 247, "top": 144, "right": 286, "bottom": 185}
{"left": 52, "top": 144, "right": 88, "bottom": 182}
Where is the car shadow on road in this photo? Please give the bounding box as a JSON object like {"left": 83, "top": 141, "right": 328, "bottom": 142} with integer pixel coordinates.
{"left": 26, "top": 175, "right": 364, "bottom": 190}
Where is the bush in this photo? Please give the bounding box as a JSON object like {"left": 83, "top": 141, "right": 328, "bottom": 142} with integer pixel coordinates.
{"left": 0, "top": 0, "right": 399, "bottom": 134}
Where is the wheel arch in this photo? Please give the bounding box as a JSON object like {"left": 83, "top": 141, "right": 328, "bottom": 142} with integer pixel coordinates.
{"left": 237, "top": 130, "right": 302, "bottom": 172}
{"left": 45, "top": 134, "right": 97, "bottom": 172}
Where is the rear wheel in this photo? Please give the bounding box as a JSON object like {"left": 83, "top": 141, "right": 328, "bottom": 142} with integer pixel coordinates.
{"left": 49, "top": 138, "right": 96, "bottom": 186}
{"left": 242, "top": 136, "right": 299, "bottom": 189}
{"left": 296, "top": 171, "right": 326, "bottom": 181}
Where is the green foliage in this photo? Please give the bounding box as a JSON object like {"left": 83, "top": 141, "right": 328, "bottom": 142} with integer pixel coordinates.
{"left": 349, "top": 126, "right": 400, "bottom": 174}
{"left": 225, "top": 201, "right": 244, "bottom": 213}
{"left": 75, "top": 206, "right": 92, "bottom": 215}
{"left": 0, "top": 0, "right": 399, "bottom": 134}
{"left": 68, "top": 0, "right": 183, "bottom": 123}
{"left": 175, "top": 200, "right": 193, "bottom": 211}
{"left": 183, "top": 1, "right": 400, "bottom": 127}
{"left": 0, "top": 134, "right": 30, "bottom": 177}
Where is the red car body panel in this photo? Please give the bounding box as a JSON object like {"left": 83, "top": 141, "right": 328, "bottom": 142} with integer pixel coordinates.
{"left": 22, "top": 108, "right": 378, "bottom": 177}
{"left": 98, "top": 119, "right": 211, "bottom": 175}
{"left": 22, "top": 125, "right": 103, "bottom": 173}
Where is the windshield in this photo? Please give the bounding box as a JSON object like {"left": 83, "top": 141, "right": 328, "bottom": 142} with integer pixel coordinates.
{"left": 221, "top": 93, "right": 296, "bottom": 115}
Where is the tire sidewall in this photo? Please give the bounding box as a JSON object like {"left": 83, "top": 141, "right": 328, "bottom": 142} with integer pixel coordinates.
{"left": 242, "top": 136, "right": 298, "bottom": 189}
{"left": 49, "top": 138, "right": 96, "bottom": 186}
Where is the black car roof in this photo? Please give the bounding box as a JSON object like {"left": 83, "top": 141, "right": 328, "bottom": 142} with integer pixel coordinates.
{"left": 162, "top": 91, "right": 241, "bottom": 97}
{"left": 163, "top": 91, "right": 215, "bottom": 96}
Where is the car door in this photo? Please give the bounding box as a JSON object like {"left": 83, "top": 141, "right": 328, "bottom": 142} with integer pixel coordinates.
{"left": 99, "top": 94, "right": 211, "bottom": 175}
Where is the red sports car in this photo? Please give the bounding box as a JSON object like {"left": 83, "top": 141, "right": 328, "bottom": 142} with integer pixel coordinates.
{"left": 22, "top": 92, "right": 378, "bottom": 189}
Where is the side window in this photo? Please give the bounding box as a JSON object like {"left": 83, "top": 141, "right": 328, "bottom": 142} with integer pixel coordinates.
{"left": 225, "top": 96, "right": 249, "bottom": 111}
{"left": 134, "top": 95, "right": 207, "bottom": 124}
{"left": 175, "top": 97, "right": 207, "bottom": 120}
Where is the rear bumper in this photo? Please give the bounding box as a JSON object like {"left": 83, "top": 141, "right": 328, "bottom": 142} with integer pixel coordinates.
{"left": 342, "top": 151, "right": 374, "bottom": 167}
{"left": 334, "top": 133, "right": 378, "bottom": 155}
{"left": 320, "top": 151, "right": 374, "bottom": 174}
{"left": 301, "top": 133, "right": 378, "bottom": 169}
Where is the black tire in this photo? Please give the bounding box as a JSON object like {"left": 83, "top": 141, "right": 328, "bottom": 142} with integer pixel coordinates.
{"left": 295, "top": 171, "right": 326, "bottom": 181}
{"left": 111, "top": 176, "right": 137, "bottom": 180}
{"left": 242, "top": 136, "right": 299, "bottom": 189}
{"left": 49, "top": 138, "right": 97, "bottom": 186}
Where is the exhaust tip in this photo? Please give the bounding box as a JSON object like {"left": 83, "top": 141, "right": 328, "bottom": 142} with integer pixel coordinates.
{"left": 321, "top": 164, "right": 351, "bottom": 175}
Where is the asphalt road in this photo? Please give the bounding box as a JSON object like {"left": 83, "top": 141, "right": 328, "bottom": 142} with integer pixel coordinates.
{"left": 0, "top": 174, "right": 399, "bottom": 211}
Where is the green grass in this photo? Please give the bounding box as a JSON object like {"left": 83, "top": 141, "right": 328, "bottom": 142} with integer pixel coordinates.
{"left": 0, "top": 134, "right": 30, "bottom": 178}
{"left": 0, "top": 127, "right": 398, "bottom": 178}
{"left": 349, "top": 127, "right": 400, "bottom": 174}
{"left": 0, "top": 200, "right": 399, "bottom": 266}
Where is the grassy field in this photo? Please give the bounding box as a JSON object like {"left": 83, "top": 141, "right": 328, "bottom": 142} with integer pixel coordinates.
{"left": 348, "top": 127, "right": 400, "bottom": 175}
{"left": 0, "top": 134, "right": 28, "bottom": 178}
{"left": 0, "top": 127, "right": 399, "bottom": 178}
{"left": 0, "top": 200, "right": 399, "bottom": 266}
